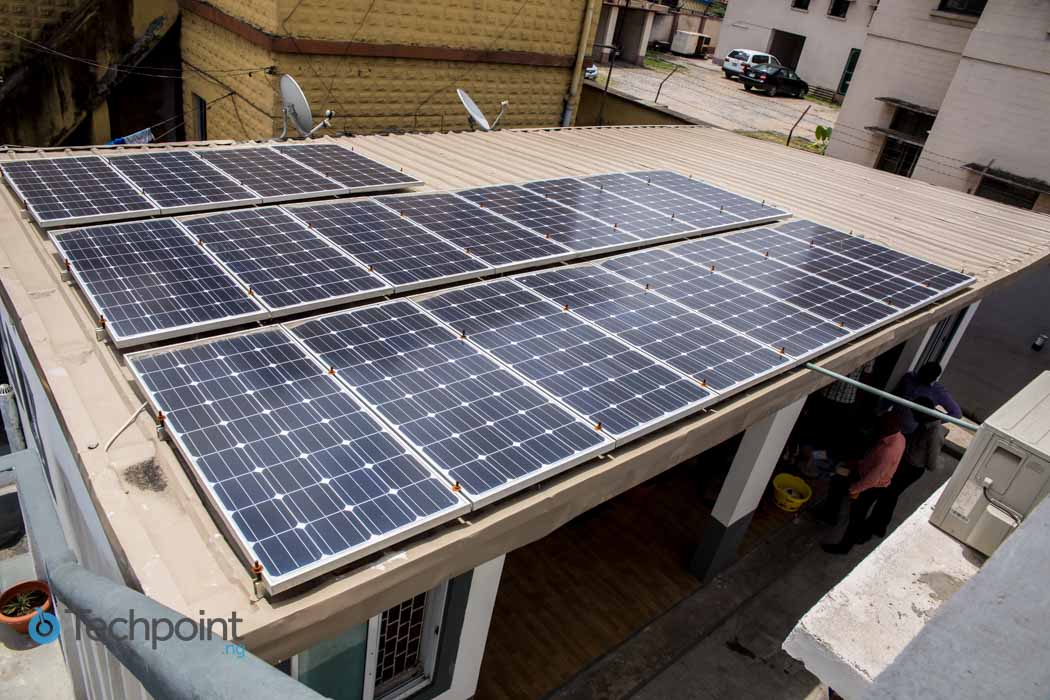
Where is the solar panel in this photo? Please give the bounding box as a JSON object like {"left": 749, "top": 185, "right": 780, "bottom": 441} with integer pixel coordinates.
{"left": 127, "top": 329, "right": 469, "bottom": 593}
{"left": 419, "top": 280, "right": 713, "bottom": 442}
{"left": 457, "top": 184, "right": 642, "bottom": 254}
{"left": 195, "top": 148, "right": 346, "bottom": 203}
{"left": 628, "top": 170, "right": 788, "bottom": 223}
{"left": 518, "top": 266, "right": 789, "bottom": 394}
{"left": 774, "top": 220, "right": 974, "bottom": 292}
{"left": 272, "top": 143, "right": 422, "bottom": 193}
{"left": 106, "top": 151, "right": 261, "bottom": 214}
{"left": 51, "top": 219, "right": 266, "bottom": 347}
{"left": 669, "top": 236, "right": 898, "bottom": 332}
{"left": 284, "top": 200, "right": 490, "bottom": 292}
{"left": 180, "top": 207, "right": 390, "bottom": 314}
{"left": 2, "top": 156, "right": 158, "bottom": 228}
{"left": 581, "top": 173, "right": 746, "bottom": 231}
{"left": 288, "top": 301, "right": 612, "bottom": 507}
{"left": 724, "top": 227, "right": 939, "bottom": 311}
{"left": 602, "top": 248, "right": 849, "bottom": 358}
{"left": 376, "top": 193, "right": 574, "bottom": 272}
{"left": 521, "top": 177, "right": 695, "bottom": 243}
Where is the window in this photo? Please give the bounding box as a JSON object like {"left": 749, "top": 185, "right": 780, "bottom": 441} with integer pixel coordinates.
{"left": 937, "top": 0, "right": 987, "bottom": 16}
{"left": 193, "top": 94, "right": 207, "bottom": 141}
{"left": 288, "top": 577, "right": 469, "bottom": 700}
{"left": 975, "top": 177, "right": 1040, "bottom": 210}
{"left": 752, "top": 55, "right": 769, "bottom": 65}
{"left": 838, "top": 48, "right": 862, "bottom": 95}
{"left": 791, "top": 0, "right": 810, "bottom": 9}
{"left": 828, "top": 0, "right": 850, "bottom": 18}
{"left": 727, "top": 50, "right": 748, "bottom": 60}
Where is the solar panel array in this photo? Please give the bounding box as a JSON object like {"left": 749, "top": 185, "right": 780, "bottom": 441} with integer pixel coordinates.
{"left": 126, "top": 219, "right": 974, "bottom": 592}
{"left": 1, "top": 143, "right": 420, "bottom": 228}
{"left": 51, "top": 169, "right": 793, "bottom": 348}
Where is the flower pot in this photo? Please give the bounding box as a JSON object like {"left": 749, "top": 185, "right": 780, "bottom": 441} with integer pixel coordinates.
{"left": 0, "top": 580, "right": 52, "bottom": 635}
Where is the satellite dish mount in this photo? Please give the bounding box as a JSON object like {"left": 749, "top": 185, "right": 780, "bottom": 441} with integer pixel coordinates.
{"left": 456, "top": 89, "right": 508, "bottom": 132}
{"left": 277, "top": 74, "right": 334, "bottom": 139}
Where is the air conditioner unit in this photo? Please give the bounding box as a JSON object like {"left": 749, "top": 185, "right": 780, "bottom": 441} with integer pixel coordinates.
{"left": 930, "top": 372, "right": 1050, "bottom": 556}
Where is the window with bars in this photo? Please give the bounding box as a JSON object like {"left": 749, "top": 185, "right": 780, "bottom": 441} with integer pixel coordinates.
{"left": 374, "top": 593, "right": 430, "bottom": 696}
{"left": 937, "top": 0, "right": 987, "bottom": 16}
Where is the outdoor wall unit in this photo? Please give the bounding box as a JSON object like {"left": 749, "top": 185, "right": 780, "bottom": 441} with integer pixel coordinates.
{"left": 931, "top": 372, "right": 1050, "bottom": 556}
{"left": 672, "top": 31, "right": 707, "bottom": 56}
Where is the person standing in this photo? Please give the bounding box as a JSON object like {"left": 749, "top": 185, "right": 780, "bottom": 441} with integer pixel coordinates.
{"left": 866, "top": 397, "right": 948, "bottom": 539}
{"left": 892, "top": 361, "right": 961, "bottom": 436}
{"left": 821, "top": 412, "right": 906, "bottom": 555}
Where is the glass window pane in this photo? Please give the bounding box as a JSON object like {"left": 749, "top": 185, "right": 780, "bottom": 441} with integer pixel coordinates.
{"left": 297, "top": 622, "right": 368, "bottom": 700}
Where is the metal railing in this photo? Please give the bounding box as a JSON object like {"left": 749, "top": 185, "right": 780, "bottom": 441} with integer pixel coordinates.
{"left": 10, "top": 447, "right": 326, "bottom": 700}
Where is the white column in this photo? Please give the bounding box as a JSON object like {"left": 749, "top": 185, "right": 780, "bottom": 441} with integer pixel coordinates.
{"left": 691, "top": 397, "right": 805, "bottom": 580}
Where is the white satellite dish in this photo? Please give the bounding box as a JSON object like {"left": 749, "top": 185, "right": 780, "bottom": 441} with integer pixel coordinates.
{"left": 456, "top": 89, "right": 508, "bottom": 132}
{"left": 277, "top": 74, "right": 334, "bottom": 139}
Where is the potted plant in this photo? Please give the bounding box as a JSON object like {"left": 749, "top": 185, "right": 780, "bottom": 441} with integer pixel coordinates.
{"left": 0, "top": 580, "right": 52, "bottom": 635}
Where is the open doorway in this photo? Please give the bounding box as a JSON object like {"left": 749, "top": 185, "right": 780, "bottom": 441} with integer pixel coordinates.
{"left": 768, "top": 29, "right": 806, "bottom": 69}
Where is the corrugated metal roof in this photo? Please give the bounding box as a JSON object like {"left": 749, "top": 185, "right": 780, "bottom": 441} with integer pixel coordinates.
{"left": 2, "top": 125, "right": 1048, "bottom": 657}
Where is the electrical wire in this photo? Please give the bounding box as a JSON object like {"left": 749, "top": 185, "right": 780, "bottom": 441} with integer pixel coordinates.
{"left": 0, "top": 27, "right": 275, "bottom": 80}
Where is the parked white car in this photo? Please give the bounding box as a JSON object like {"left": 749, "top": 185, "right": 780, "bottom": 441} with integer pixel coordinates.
{"left": 723, "top": 49, "right": 782, "bottom": 80}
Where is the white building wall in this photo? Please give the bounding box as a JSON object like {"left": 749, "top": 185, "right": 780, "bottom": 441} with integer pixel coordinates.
{"left": 826, "top": 0, "right": 974, "bottom": 167}
{"left": 715, "top": 0, "right": 872, "bottom": 91}
{"left": 914, "top": 0, "right": 1050, "bottom": 188}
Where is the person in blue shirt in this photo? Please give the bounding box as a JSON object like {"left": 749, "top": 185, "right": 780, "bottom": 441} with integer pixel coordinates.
{"left": 892, "top": 362, "right": 962, "bottom": 436}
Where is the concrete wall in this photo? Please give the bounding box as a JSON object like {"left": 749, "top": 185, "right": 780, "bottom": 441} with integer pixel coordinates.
{"left": 575, "top": 82, "right": 700, "bottom": 126}
{"left": 826, "top": 0, "right": 974, "bottom": 167}
{"left": 181, "top": 0, "right": 598, "bottom": 138}
{"left": 914, "top": 0, "right": 1050, "bottom": 188}
{"left": 0, "top": 304, "right": 150, "bottom": 700}
{"left": 715, "top": 0, "right": 871, "bottom": 92}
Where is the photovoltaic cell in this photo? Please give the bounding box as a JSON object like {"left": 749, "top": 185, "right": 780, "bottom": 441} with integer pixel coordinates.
{"left": 581, "top": 173, "right": 745, "bottom": 231}
{"left": 2, "top": 156, "right": 157, "bottom": 227}
{"left": 669, "top": 236, "right": 898, "bottom": 331}
{"left": 180, "top": 207, "right": 390, "bottom": 313}
{"left": 106, "top": 151, "right": 260, "bottom": 214}
{"left": 272, "top": 143, "right": 421, "bottom": 192}
{"left": 457, "top": 184, "right": 641, "bottom": 253}
{"left": 127, "top": 329, "right": 468, "bottom": 593}
{"left": 51, "top": 219, "right": 266, "bottom": 347}
{"left": 196, "top": 148, "right": 346, "bottom": 202}
{"left": 724, "top": 227, "right": 938, "bottom": 310}
{"left": 628, "top": 170, "right": 788, "bottom": 222}
{"left": 602, "top": 247, "right": 849, "bottom": 358}
{"left": 419, "top": 280, "right": 712, "bottom": 441}
{"left": 289, "top": 301, "right": 611, "bottom": 507}
{"left": 286, "top": 200, "right": 490, "bottom": 291}
{"left": 518, "top": 266, "right": 788, "bottom": 393}
{"left": 522, "top": 178, "right": 695, "bottom": 242}
{"left": 774, "top": 219, "right": 974, "bottom": 292}
{"left": 377, "top": 193, "right": 573, "bottom": 270}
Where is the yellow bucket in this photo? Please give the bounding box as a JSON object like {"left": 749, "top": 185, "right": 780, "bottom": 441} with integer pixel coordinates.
{"left": 772, "top": 474, "right": 812, "bottom": 512}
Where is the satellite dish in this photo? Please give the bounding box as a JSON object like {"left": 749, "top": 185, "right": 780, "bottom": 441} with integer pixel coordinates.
{"left": 457, "top": 89, "right": 508, "bottom": 132}
{"left": 277, "top": 74, "right": 335, "bottom": 139}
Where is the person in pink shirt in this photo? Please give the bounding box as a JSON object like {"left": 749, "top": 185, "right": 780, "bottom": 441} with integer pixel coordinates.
{"left": 822, "top": 411, "right": 906, "bottom": 555}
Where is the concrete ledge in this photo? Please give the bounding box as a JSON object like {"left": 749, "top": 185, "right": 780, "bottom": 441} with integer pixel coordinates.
{"left": 783, "top": 486, "right": 983, "bottom": 698}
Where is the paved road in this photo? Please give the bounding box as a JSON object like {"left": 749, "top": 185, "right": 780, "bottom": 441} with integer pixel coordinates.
{"left": 598, "top": 56, "right": 840, "bottom": 142}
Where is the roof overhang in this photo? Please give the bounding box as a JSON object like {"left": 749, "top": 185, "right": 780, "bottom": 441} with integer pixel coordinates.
{"left": 963, "top": 163, "right": 1050, "bottom": 195}
{"left": 2, "top": 125, "right": 1048, "bottom": 661}
{"left": 874, "top": 96, "right": 940, "bottom": 117}
{"left": 865, "top": 125, "right": 927, "bottom": 147}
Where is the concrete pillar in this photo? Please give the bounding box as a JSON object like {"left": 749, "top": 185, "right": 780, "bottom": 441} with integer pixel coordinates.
{"left": 690, "top": 398, "right": 805, "bottom": 581}
{"left": 91, "top": 102, "right": 111, "bottom": 145}
{"left": 593, "top": 5, "right": 620, "bottom": 64}
{"left": 620, "top": 9, "right": 654, "bottom": 65}
{"left": 938, "top": 301, "right": 980, "bottom": 371}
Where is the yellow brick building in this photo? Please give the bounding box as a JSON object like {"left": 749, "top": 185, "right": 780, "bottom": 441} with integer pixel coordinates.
{"left": 180, "top": 0, "right": 601, "bottom": 139}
